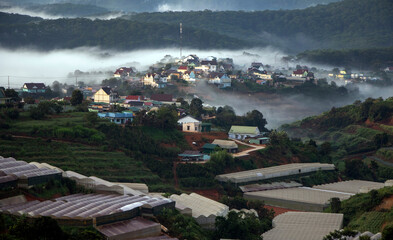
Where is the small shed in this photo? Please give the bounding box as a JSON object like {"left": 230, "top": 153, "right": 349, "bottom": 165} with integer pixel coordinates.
{"left": 201, "top": 123, "right": 212, "bottom": 132}
{"left": 249, "top": 137, "right": 270, "bottom": 145}
{"left": 202, "top": 143, "right": 218, "bottom": 154}
{"left": 178, "top": 151, "right": 204, "bottom": 161}
{"left": 212, "top": 140, "right": 238, "bottom": 153}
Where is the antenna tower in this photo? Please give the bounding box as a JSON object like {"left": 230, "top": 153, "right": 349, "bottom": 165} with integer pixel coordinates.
{"left": 180, "top": 23, "right": 183, "bottom": 59}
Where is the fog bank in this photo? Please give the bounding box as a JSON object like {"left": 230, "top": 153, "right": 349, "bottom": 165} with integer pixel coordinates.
{"left": 0, "top": 46, "right": 286, "bottom": 87}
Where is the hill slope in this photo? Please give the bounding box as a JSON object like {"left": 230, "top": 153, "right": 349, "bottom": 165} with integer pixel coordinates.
{"left": 125, "top": 0, "right": 393, "bottom": 51}
{"left": 0, "top": 13, "right": 248, "bottom": 50}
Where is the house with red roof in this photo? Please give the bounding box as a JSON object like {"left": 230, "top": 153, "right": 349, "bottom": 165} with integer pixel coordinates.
{"left": 292, "top": 69, "right": 309, "bottom": 78}
{"left": 125, "top": 95, "right": 145, "bottom": 102}
{"left": 177, "top": 65, "right": 188, "bottom": 74}
{"left": 113, "top": 67, "right": 134, "bottom": 78}
{"left": 150, "top": 94, "right": 173, "bottom": 103}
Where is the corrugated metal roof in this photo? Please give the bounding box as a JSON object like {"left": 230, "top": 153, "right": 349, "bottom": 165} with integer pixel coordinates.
{"left": 202, "top": 143, "right": 218, "bottom": 149}
{"left": 212, "top": 139, "right": 238, "bottom": 149}
{"left": 229, "top": 125, "right": 259, "bottom": 134}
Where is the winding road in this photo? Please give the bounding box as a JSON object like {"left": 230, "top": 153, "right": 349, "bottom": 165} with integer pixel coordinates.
{"left": 231, "top": 139, "right": 265, "bottom": 158}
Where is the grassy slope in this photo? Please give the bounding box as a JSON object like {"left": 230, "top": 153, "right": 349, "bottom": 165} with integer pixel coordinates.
{"left": 0, "top": 137, "right": 160, "bottom": 184}
{"left": 0, "top": 111, "right": 184, "bottom": 187}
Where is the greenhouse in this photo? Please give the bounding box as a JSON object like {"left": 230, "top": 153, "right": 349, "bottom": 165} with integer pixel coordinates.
{"left": 0, "top": 193, "right": 174, "bottom": 227}
{"left": 0, "top": 156, "right": 62, "bottom": 188}
{"left": 170, "top": 193, "right": 229, "bottom": 229}
{"left": 312, "top": 180, "right": 386, "bottom": 194}
{"left": 96, "top": 217, "right": 162, "bottom": 240}
{"left": 262, "top": 212, "right": 343, "bottom": 240}
{"left": 244, "top": 187, "right": 352, "bottom": 211}
{"left": 63, "top": 171, "right": 144, "bottom": 196}
{"left": 216, "top": 163, "right": 335, "bottom": 184}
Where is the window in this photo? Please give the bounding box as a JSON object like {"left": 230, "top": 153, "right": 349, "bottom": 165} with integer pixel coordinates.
{"left": 187, "top": 126, "right": 190, "bottom": 130}
{"left": 195, "top": 127, "right": 198, "bottom": 131}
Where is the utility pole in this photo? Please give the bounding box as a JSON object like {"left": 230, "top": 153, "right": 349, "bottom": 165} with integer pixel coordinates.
{"left": 7, "top": 76, "right": 9, "bottom": 89}
{"left": 180, "top": 22, "right": 183, "bottom": 60}
{"left": 75, "top": 76, "right": 78, "bottom": 88}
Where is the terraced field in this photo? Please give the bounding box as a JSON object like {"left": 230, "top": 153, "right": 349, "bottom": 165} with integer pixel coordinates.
{"left": 0, "top": 137, "right": 160, "bottom": 184}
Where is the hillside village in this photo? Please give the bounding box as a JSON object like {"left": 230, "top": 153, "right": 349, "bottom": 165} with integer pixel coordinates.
{"left": 0, "top": 53, "right": 393, "bottom": 240}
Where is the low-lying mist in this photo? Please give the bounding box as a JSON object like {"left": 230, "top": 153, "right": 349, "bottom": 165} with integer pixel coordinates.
{"left": 0, "top": 6, "right": 124, "bottom": 20}
{"left": 0, "top": 46, "right": 286, "bottom": 86}
{"left": 0, "top": 46, "right": 392, "bottom": 129}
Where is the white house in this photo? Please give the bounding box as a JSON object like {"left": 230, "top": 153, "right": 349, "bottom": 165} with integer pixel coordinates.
{"left": 143, "top": 73, "right": 159, "bottom": 88}
{"left": 93, "top": 87, "right": 119, "bottom": 104}
{"left": 177, "top": 116, "right": 201, "bottom": 132}
{"left": 228, "top": 126, "right": 260, "bottom": 140}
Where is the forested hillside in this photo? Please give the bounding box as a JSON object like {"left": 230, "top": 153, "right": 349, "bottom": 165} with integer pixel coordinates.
{"left": 281, "top": 97, "right": 393, "bottom": 160}
{"left": 0, "top": 14, "right": 247, "bottom": 50}
{"left": 296, "top": 47, "right": 393, "bottom": 70}
{"left": 3, "top": 0, "right": 341, "bottom": 12}
{"left": 125, "top": 0, "right": 393, "bottom": 51}
{"left": 0, "top": 0, "right": 391, "bottom": 51}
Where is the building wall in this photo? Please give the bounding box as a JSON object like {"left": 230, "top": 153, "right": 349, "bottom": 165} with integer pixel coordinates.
{"left": 94, "top": 89, "right": 110, "bottom": 103}
{"left": 182, "top": 122, "right": 200, "bottom": 132}
{"left": 229, "top": 133, "right": 258, "bottom": 140}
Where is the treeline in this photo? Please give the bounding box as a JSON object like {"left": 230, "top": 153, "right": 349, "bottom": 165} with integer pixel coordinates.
{"left": 296, "top": 47, "right": 393, "bottom": 70}
{"left": 0, "top": 14, "right": 248, "bottom": 50}
{"left": 126, "top": 0, "right": 393, "bottom": 50}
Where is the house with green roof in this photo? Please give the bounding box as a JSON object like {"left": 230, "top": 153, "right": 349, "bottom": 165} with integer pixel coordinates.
{"left": 228, "top": 125, "right": 260, "bottom": 140}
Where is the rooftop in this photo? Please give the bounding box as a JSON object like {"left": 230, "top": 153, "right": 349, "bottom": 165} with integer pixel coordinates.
{"left": 212, "top": 139, "right": 238, "bottom": 149}
{"left": 313, "top": 180, "right": 385, "bottom": 194}
{"left": 216, "top": 163, "right": 335, "bottom": 184}
{"left": 262, "top": 212, "right": 343, "bottom": 240}
{"left": 229, "top": 126, "right": 259, "bottom": 134}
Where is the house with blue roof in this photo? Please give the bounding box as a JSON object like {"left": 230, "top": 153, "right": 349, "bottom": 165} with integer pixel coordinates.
{"left": 97, "top": 112, "right": 133, "bottom": 124}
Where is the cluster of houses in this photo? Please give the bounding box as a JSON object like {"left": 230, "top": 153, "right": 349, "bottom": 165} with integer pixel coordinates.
{"left": 176, "top": 117, "right": 270, "bottom": 162}
{"left": 89, "top": 86, "right": 183, "bottom": 124}
{"left": 328, "top": 69, "right": 388, "bottom": 84}
{"left": 113, "top": 55, "right": 233, "bottom": 89}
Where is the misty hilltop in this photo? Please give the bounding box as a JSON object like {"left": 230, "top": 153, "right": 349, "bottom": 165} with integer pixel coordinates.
{"left": 1, "top": 0, "right": 341, "bottom": 13}
{"left": 0, "top": 0, "right": 392, "bottom": 51}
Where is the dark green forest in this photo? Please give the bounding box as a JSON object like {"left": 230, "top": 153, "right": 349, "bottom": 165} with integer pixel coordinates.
{"left": 296, "top": 48, "right": 393, "bottom": 70}
{"left": 0, "top": 14, "right": 247, "bottom": 50}
{"left": 5, "top": 0, "right": 341, "bottom": 12}
{"left": 0, "top": 0, "right": 392, "bottom": 51}
{"left": 125, "top": 0, "right": 393, "bottom": 51}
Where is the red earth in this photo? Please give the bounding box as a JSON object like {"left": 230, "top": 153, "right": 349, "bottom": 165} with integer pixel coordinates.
{"left": 264, "top": 205, "right": 300, "bottom": 217}
{"left": 191, "top": 189, "right": 221, "bottom": 201}
{"left": 183, "top": 132, "right": 229, "bottom": 150}
{"left": 375, "top": 195, "right": 393, "bottom": 211}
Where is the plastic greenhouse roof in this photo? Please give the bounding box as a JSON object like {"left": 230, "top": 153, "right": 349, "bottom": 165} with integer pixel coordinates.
{"left": 262, "top": 212, "right": 343, "bottom": 240}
